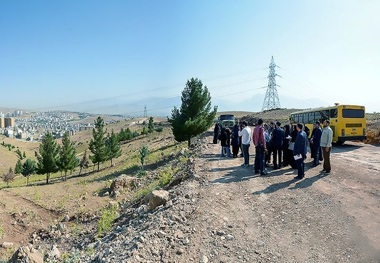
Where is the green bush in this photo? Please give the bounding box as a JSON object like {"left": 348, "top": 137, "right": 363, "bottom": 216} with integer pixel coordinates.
{"left": 97, "top": 205, "right": 119, "bottom": 237}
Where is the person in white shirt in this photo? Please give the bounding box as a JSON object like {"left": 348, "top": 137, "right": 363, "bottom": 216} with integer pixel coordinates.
{"left": 320, "top": 119, "right": 333, "bottom": 174}
{"left": 238, "top": 121, "right": 251, "bottom": 166}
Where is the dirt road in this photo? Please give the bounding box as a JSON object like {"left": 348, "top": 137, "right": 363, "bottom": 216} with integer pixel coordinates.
{"left": 177, "top": 133, "right": 380, "bottom": 262}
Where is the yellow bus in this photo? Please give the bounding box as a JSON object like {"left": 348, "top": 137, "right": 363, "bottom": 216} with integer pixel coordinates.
{"left": 290, "top": 104, "right": 366, "bottom": 144}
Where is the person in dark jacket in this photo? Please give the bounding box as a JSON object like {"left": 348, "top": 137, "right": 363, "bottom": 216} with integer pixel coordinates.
{"left": 282, "top": 124, "right": 291, "bottom": 167}
{"left": 293, "top": 123, "right": 308, "bottom": 179}
{"left": 310, "top": 121, "right": 323, "bottom": 167}
{"left": 231, "top": 121, "right": 240, "bottom": 158}
{"left": 272, "top": 121, "right": 285, "bottom": 170}
{"left": 213, "top": 123, "right": 220, "bottom": 144}
{"left": 220, "top": 127, "right": 231, "bottom": 157}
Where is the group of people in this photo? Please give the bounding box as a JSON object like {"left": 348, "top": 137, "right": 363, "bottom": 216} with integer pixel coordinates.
{"left": 213, "top": 118, "right": 334, "bottom": 179}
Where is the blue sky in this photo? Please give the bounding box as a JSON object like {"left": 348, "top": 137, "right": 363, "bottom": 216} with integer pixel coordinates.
{"left": 1, "top": 0, "right": 379, "bottom": 116}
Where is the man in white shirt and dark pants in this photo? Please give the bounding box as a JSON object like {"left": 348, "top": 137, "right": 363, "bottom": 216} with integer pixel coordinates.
{"left": 239, "top": 121, "right": 251, "bottom": 167}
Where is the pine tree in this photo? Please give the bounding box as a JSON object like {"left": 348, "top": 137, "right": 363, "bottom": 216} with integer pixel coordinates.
{"left": 59, "top": 132, "right": 78, "bottom": 181}
{"left": 79, "top": 150, "right": 90, "bottom": 175}
{"left": 89, "top": 117, "right": 107, "bottom": 172}
{"left": 168, "top": 78, "right": 217, "bottom": 146}
{"left": 105, "top": 130, "right": 122, "bottom": 167}
{"left": 22, "top": 158, "right": 36, "bottom": 186}
{"left": 35, "top": 132, "right": 60, "bottom": 184}
{"left": 148, "top": 117, "right": 154, "bottom": 133}
{"left": 15, "top": 159, "right": 23, "bottom": 174}
{"left": 139, "top": 145, "right": 149, "bottom": 169}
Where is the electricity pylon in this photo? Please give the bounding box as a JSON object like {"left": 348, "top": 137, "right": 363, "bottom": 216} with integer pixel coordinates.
{"left": 262, "top": 56, "right": 281, "bottom": 111}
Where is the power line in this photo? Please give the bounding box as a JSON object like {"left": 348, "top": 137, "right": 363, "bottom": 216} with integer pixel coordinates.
{"left": 262, "top": 56, "right": 281, "bottom": 110}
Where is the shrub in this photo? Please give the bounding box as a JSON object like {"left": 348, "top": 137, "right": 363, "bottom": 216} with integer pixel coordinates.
{"left": 97, "top": 205, "right": 119, "bottom": 237}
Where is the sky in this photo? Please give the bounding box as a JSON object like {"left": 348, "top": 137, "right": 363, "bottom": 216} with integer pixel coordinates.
{"left": 1, "top": 0, "right": 379, "bottom": 116}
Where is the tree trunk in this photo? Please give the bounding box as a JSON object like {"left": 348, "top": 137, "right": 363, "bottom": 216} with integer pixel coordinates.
{"left": 46, "top": 173, "right": 50, "bottom": 184}
{"left": 97, "top": 162, "right": 100, "bottom": 172}
{"left": 79, "top": 167, "right": 82, "bottom": 176}
{"left": 64, "top": 171, "right": 67, "bottom": 181}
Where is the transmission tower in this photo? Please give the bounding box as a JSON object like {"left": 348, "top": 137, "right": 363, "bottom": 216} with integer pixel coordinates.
{"left": 143, "top": 105, "right": 148, "bottom": 117}
{"left": 262, "top": 56, "right": 281, "bottom": 111}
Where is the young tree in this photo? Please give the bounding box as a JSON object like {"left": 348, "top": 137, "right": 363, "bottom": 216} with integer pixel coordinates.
{"left": 22, "top": 158, "right": 36, "bottom": 186}
{"left": 2, "top": 167, "right": 16, "bottom": 187}
{"left": 168, "top": 78, "right": 217, "bottom": 146}
{"left": 79, "top": 150, "right": 91, "bottom": 175}
{"left": 23, "top": 151, "right": 26, "bottom": 159}
{"left": 148, "top": 117, "right": 154, "bottom": 133}
{"left": 139, "top": 145, "right": 149, "bottom": 169}
{"left": 105, "top": 130, "right": 122, "bottom": 167}
{"left": 15, "top": 149, "right": 23, "bottom": 160}
{"left": 59, "top": 132, "right": 77, "bottom": 181}
{"left": 15, "top": 159, "right": 23, "bottom": 174}
{"left": 35, "top": 132, "right": 60, "bottom": 184}
{"left": 89, "top": 117, "right": 107, "bottom": 172}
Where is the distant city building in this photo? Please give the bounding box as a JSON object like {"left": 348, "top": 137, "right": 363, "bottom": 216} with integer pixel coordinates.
{"left": 4, "top": 117, "right": 15, "bottom": 128}
{"left": 0, "top": 117, "right": 4, "bottom": 128}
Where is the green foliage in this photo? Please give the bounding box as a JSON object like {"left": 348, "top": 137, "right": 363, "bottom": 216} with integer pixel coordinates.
{"left": 148, "top": 117, "right": 154, "bottom": 133}
{"left": 168, "top": 78, "right": 217, "bottom": 146}
{"left": 132, "top": 131, "right": 139, "bottom": 138}
{"left": 15, "top": 159, "right": 23, "bottom": 174}
{"left": 158, "top": 167, "right": 174, "bottom": 187}
{"left": 59, "top": 132, "right": 78, "bottom": 181}
{"left": 139, "top": 146, "right": 149, "bottom": 169}
{"left": 23, "top": 151, "right": 26, "bottom": 159}
{"left": 105, "top": 129, "right": 122, "bottom": 166}
{"left": 97, "top": 205, "right": 119, "bottom": 237}
{"left": 79, "top": 150, "right": 90, "bottom": 175}
{"left": 154, "top": 126, "right": 163, "bottom": 132}
{"left": 22, "top": 158, "right": 37, "bottom": 186}
{"left": 15, "top": 149, "right": 23, "bottom": 160}
{"left": 141, "top": 127, "right": 148, "bottom": 135}
{"left": 136, "top": 168, "right": 147, "bottom": 178}
{"left": 89, "top": 117, "right": 108, "bottom": 172}
{"left": 35, "top": 132, "right": 60, "bottom": 184}
{"left": 2, "top": 167, "right": 16, "bottom": 187}
{"left": 118, "top": 127, "right": 133, "bottom": 141}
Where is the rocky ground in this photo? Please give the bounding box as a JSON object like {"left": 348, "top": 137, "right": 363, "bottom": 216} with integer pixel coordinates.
{"left": 9, "top": 130, "right": 380, "bottom": 263}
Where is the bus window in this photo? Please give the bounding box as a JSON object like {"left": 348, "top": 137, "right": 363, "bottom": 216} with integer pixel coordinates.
{"left": 299, "top": 114, "right": 304, "bottom": 123}
{"left": 321, "top": 110, "right": 329, "bottom": 120}
{"left": 342, "top": 109, "right": 365, "bottom": 118}
{"left": 308, "top": 112, "right": 314, "bottom": 123}
{"left": 330, "top": 109, "right": 338, "bottom": 118}
{"left": 315, "top": 112, "right": 321, "bottom": 122}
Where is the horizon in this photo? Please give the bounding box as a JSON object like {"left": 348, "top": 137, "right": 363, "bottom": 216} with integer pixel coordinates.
{"left": 1, "top": 1, "right": 379, "bottom": 114}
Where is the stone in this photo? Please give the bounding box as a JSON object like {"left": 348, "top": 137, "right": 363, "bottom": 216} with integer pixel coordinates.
{"left": 109, "top": 174, "right": 138, "bottom": 196}
{"left": 9, "top": 245, "right": 44, "bottom": 263}
{"left": 2, "top": 242, "right": 14, "bottom": 248}
{"left": 149, "top": 190, "right": 170, "bottom": 210}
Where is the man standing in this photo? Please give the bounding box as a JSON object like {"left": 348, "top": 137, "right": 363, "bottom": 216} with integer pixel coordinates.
{"left": 238, "top": 121, "right": 251, "bottom": 166}
{"left": 320, "top": 120, "right": 333, "bottom": 174}
{"left": 272, "top": 121, "right": 285, "bottom": 170}
{"left": 293, "top": 123, "right": 308, "bottom": 179}
{"left": 253, "top": 119, "right": 267, "bottom": 175}
{"left": 310, "top": 121, "right": 322, "bottom": 167}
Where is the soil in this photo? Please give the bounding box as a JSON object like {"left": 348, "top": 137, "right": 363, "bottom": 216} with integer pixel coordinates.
{"left": 176, "top": 130, "right": 380, "bottom": 262}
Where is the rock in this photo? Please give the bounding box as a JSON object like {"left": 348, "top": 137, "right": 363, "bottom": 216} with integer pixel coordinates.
{"left": 9, "top": 245, "right": 44, "bottom": 263}
{"left": 200, "top": 255, "right": 209, "bottom": 263}
{"left": 62, "top": 214, "right": 70, "bottom": 222}
{"left": 109, "top": 174, "right": 138, "bottom": 197}
{"left": 149, "top": 190, "right": 170, "bottom": 210}
{"left": 2, "top": 241, "right": 14, "bottom": 248}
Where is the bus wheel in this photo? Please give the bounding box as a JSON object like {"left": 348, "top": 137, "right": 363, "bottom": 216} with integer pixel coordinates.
{"left": 336, "top": 141, "right": 344, "bottom": 145}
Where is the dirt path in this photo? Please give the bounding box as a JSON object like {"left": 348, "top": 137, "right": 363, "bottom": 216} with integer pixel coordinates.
{"left": 0, "top": 189, "right": 59, "bottom": 246}
{"left": 177, "top": 134, "right": 380, "bottom": 262}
